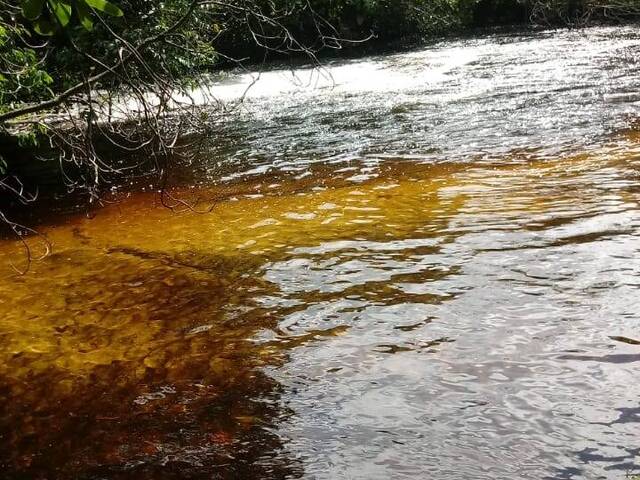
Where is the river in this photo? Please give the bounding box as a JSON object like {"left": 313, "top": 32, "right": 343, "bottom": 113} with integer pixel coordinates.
{"left": 1, "top": 25, "right": 639, "bottom": 479}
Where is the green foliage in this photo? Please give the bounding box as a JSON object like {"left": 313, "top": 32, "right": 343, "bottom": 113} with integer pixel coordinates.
{"left": 527, "top": 0, "right": 640, "bottom": 24}
{"left": 21, "top": 0, "right": 123, "bottom": 35}
{"left": 45, "top": 0, "right": 218, "bottom": 88}
{"left": 214, "top": 0, "right": 482, "bottom": 61}
{"left": 14, "top": 129, "right": 40, "bottom": 148}
{"left": 0, "top": 0, "right": 219, "bottom": 104}
{"left": 0, "top": 20, "right": 54, "bottom": 107}
{"left": 323, "top": 0, "right": 477, "bottom": 37}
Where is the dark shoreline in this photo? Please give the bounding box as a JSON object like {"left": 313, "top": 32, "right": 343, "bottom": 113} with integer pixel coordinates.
{"left": 214, "top": 20, "right": 640, "bottom": 72}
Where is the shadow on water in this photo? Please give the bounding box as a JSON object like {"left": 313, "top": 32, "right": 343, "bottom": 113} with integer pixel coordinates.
{"left": 0, "top": 250, "right": 303, "bottom": 479}
{"left": 0, "top": 153, "right": 469, "bottom": 478}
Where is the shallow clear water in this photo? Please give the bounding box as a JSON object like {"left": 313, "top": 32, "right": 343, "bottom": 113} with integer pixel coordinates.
{"left": 1, "top": 26, "right": 640, "bottom": 479}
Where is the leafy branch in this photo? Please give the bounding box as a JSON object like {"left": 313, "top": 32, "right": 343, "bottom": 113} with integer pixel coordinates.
{"left": 21, "top": 0, "right": 123, "bottom": 35}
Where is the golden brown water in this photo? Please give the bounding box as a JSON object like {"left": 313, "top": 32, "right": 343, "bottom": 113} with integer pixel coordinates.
{"left": 2, "top": 142, "right": 640, "bottom": 478}
{"left": 2, "top": 26, "right": 640, "bottom": 480}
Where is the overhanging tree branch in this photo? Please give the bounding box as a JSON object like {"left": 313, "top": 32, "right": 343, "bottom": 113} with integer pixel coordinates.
{"left": 0, "top": 0, "right": 200, "bottom": 124}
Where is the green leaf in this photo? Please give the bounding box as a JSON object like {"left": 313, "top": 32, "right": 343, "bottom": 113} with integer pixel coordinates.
{"left": 21, "top": 0, "right": 46, "bottom": 20}
{"left": 75, "top": 0, "right": 94, "bottom": 30}
{"left": 48, "top": 0, "right": 72, "bottom": 26}
{"left": 33, "top": 18, "right": 56, "bottom": 35}
{"left": 84, "top": 0, "right": 123, "bottom": 17}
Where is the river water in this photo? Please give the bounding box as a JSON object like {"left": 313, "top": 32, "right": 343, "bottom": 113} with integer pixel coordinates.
{"left": 1, "top": 26, "right": 640, "bottom": 479}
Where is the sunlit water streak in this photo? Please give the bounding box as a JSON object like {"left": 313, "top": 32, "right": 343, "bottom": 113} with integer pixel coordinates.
{"left": 1, "top": 26, "right": 640, "bottom": 480}
{"left": 192, "top": 26, "right": 640, "bottom": 185}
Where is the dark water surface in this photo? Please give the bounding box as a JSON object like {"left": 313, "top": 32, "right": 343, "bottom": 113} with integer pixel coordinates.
{"left": 1, "top": 26, "right": 640, "bottom": 479}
